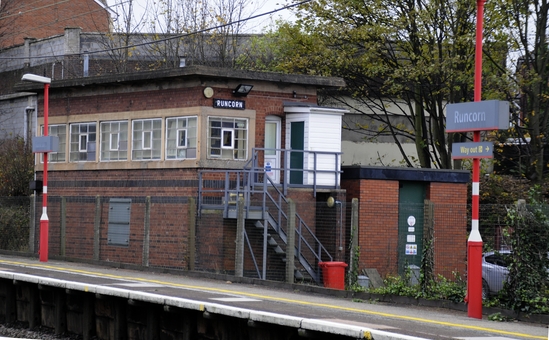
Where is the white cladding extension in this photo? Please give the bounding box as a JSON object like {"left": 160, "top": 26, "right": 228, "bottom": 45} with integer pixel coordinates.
{"left": 284, "top": 104, "right": 348, "bottom": 187}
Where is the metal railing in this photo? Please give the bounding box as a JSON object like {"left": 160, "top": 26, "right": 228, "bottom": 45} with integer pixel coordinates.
{"left": 247, "top": 148, "right": 342, "bottom": 197}
{"left": 197, "top": 148, "right": 338, "bottom": 283}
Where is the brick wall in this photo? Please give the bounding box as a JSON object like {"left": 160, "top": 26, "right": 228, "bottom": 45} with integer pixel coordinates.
{"left": 147, "top": 199, "right": 190, "bottom": 268}
{"left": 0, "top": 0, "right": 110, "bottom": 49}
{"left": 342, "top": 176, "right": 468, "bottom": 280}
{"left": 428, "top": 182, "right": 468, "bottom": 278}
{"left": 353, "top": 179, "right": 400, "bottom": 277}
{"left": 42, "top": 168, "right": 198, "bottom": 268}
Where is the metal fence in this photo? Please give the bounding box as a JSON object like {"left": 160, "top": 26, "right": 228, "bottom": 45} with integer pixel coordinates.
{"left": 0, "top": 196, "right": 535, "bottom": 290}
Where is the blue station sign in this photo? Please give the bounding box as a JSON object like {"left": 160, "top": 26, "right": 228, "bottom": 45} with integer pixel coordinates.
{"left": 446, "top": 100, "right": 509, "bottom": 132}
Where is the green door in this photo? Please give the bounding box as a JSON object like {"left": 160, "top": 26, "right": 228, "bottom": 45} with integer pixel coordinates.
{"left": 397, "top": 182, "right": 425, "bottom": 277}
{"left": 289, "top": 121, "right": 304, "bottom": 184}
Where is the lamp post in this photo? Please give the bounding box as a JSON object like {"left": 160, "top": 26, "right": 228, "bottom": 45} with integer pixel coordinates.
{"left": 22, "top": 73, "right": 51, "bottom": 263}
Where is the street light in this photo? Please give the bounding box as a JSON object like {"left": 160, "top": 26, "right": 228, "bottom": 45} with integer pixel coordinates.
{"left": 22, "top": 73, "right": 51, "bottom": 263}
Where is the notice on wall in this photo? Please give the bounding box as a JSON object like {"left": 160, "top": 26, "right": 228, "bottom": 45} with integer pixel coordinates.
{"left": 407, "top": 235, "right": 416, "bottom": 243}
{"left": 265, "top": 161, "right": 273, "bottom": 177}
{"left": 407, "top": 216, "right": 416, "bottom": 227}
{"left": 406, "top": 244, "right": 417, "bottom": 255}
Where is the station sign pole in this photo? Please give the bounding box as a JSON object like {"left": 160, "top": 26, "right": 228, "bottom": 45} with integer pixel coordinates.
{"left": 445, "top": 0, "right": 511, "bottom": 319}
{"left": 468, "top": 0, "right": 486, "bottom": 319}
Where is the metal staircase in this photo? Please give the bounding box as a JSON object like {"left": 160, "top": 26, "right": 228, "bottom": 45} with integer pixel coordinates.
{"left": 197, "top": 149, "right": 339, "bottom": 284}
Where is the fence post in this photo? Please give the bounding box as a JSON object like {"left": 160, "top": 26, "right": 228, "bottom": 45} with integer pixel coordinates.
{"left": 142, "top": 196, "right": 151, "bottom": 267}
{"left": 348, "top": 198, "right": 359, "bottom": 287}
{"left": 286, "top": 199, "right": 296, "bottom": 283}
{"left": 422, "top": 199, "right": 435, "bottom": 286}
{"left": 235, "top": 197, "right": 245, "bottom": 277}
{"left": 93, "top": 196, "right": 101, "bottom": 261}
{"left": 188, "top": 197, "right": 196, "bottom": 271}
{"left": 60, "top": 197, "right": 66, "bottom": 257}
{"left": 29, "top": 195, "right": 36, "bottom": 254}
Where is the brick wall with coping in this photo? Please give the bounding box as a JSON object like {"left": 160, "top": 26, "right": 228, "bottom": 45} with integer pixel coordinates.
{"left": 341, "top": 167, "right": 469, "bottom": 280}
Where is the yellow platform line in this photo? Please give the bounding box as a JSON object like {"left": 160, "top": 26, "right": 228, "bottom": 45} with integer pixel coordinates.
{"left": 0, "top": 259, "right": 545, "bottom": 340}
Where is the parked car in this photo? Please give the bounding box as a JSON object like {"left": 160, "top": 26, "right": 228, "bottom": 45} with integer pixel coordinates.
{"left": 482, "top": 250, "right": 549, "bottom": 299}
{"left": 482, "top": 250, "right": 511, "bottom": 299}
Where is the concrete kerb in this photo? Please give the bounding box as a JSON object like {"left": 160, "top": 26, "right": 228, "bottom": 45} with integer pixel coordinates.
{"left": 4, "top": 253, "right": 549, "bottom": 326}
{"left": 0, "top": 270, "right": 430, "bottom": 340}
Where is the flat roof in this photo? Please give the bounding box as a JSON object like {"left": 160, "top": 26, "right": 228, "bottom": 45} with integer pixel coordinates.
{"left": 15, "top": 66, "right": 346, "bottom": 92}
{"left": 342, "top": 165, "right": 470, "bottom": 183}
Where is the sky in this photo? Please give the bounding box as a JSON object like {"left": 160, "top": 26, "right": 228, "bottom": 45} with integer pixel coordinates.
{"left": 104, "top": 0, "right": 298, "bottom": 34}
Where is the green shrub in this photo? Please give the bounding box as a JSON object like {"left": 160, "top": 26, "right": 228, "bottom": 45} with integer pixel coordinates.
{"left": 0, "top": 203, "right": 30, "bottom": 251}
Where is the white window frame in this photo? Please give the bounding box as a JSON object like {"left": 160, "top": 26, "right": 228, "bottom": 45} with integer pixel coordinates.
{"left": 132, "top": 118, "right": 162, "bottom": 161}
{"left": 70, "top": 122, "right": 96, "bottom": 162}
{"left": 142, "top": 130, "right": 153, "bottom": 150}
{"left": 166, "top": 116, "right": 197, "bottom": 160}
{"left": 221, "top": 128, "right": 234, "bottom": 149}
{"left": 79, "top": 134, "right": 88, "bottom": 152}
{"left": 110, "top": 132, "right": 119, "bottom": 151}
{"left": 100, "top": 120, "right": 128, "bottom": 162}
{"left": 177, "top": 129, "right": 187, "bottom": 148}
{"left": 208, "top": 117, "right": 248, "bottom": 160}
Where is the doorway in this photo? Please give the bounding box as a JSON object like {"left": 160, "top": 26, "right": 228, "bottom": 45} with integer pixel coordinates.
{"left": 264, "top": 116, "right": 281, "bottom": 184}
{"left": 289, "top": 121, "right": 304, "bottom": 185}
{"left": 397, "top": 181, "right": 426, "bottom": 277}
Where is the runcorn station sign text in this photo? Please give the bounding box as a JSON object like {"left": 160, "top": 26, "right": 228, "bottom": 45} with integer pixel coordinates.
{"left": 446, "top": 100, "right": 509, "bottom": 132}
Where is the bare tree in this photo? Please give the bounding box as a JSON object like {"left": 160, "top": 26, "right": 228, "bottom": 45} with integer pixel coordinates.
{"left": 86, "top": 0, "right": 267, "bottom": 73}
{"left": 499, "top": 0, "right": 549, "bottom": 181}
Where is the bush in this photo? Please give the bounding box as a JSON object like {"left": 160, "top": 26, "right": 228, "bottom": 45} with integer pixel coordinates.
{"left": 0, "top": 138, "right": 34, "bottom": 197}
{"left": 367, "top": 271, "right": 466, "bottom": 303}
{"left": 501, "top": 186, "right": 549, "bottom": 314}
{"left": 0, "top": 200, "right": 30, "bottom": 251}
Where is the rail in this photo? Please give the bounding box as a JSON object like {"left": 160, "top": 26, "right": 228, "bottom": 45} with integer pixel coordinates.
{"left": 197, "top": 148, "right": 338, "bottom": 282}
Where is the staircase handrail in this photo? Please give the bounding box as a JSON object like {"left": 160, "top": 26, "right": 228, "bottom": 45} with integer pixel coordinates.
{"left": 258, "top": 167, "right": 333, "bottom": 266}
{"left": 249, "top": 147, "right": 342, "bottom": 196}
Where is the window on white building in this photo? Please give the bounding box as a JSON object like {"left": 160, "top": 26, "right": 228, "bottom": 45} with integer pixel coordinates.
{"left": 100, "top": 121, "right": 128, "bottom": 161}
{"left": 132, "top": 119, "right": 161, "bottom": 160}
{"left": 208, "top": 117, "right": 247, "bottom": 160}
{"left": 166, "top": 116, "right": 197, "bottom": 159}
{"left": 70, "top": 122, "right": 96, "bottom": 162}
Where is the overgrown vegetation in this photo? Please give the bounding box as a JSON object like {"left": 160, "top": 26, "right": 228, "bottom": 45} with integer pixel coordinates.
{"left": 498, "top": 186, "right": 549, "bottom": 314}
{"left": 0, "top": 199, "right": 30, "bottom": 251}
{"left": 0, "top": 137, "right": 34, "bottom": 197}
{"left": 355, "top": 181, "right": 549, "bottom": 316}
{"left": 364, "top": 270, "right": 467, "bottom": 304}
{"left": 0, "top": 137, "right": 33, "bottom": 252}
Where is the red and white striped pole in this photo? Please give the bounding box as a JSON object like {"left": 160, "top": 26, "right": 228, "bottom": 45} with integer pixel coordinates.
{"left": 40, "top": 81, "right": 50, "bottom": 263}
{"left": 22, "top": 74, "right": 51, "bottom": 263}
{"left": 467, "top": 0, "right": 485, "bottom": 319}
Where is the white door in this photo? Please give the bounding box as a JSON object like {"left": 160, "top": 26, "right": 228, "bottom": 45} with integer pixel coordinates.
{"left": 265, "top": 116, "right": 281, "bottom": 184}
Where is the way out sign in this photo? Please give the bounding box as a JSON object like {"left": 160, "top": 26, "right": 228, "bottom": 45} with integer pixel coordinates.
{"left": 446, "top": 100, "right": 509, "bottom": 132}
{"left": 452, "top": 142, "right": 493, "bottom": 159}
